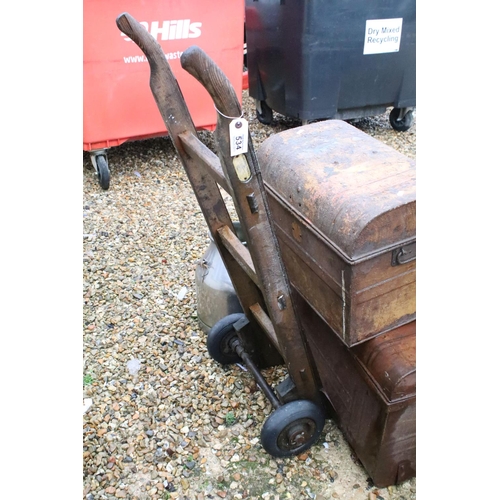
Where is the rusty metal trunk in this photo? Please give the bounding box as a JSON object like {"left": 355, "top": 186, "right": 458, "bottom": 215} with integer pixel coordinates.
{"left": 293, "top": 290, "right": 416, "bottom": 487}
{"left": 258, "top": 120, "right": 416, "bottom": 346}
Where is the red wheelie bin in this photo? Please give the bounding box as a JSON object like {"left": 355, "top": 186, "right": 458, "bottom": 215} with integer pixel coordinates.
{"left": 84, "top": 0, "right": 245, "bottom": 189}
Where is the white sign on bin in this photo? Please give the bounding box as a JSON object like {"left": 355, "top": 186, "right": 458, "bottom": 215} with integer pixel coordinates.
{"left": 363, "top": 18, "right": 403, "bottom": 55}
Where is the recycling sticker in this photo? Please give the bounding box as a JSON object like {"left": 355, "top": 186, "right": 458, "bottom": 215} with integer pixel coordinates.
{"left": 363, "top": 18, "right": 403, "bottom": 55}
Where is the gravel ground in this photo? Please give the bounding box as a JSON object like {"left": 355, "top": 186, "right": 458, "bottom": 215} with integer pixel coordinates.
{"left": 83, "top": 90, "right": 416, "bottom": 500}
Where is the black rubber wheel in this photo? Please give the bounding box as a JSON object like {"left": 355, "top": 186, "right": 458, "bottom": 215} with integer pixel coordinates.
{"left": 96, "top": 154, "right": 110, "bottom": 190}
{"left": 389, "top": 108, "right": 414, "bottom": 132}
{"left": 207, "top": 313, "right": 245, "bottom": 365}
{"left": 256, "top": 100, "right": 273, "bottom": 125}
{"left": 260, "top": 400, "right": 326, "bottom": 457}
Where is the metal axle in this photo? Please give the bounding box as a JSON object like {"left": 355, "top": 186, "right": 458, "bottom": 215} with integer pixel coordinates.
{"left": 229, "top": 337, "right": 281, "bottom": 410}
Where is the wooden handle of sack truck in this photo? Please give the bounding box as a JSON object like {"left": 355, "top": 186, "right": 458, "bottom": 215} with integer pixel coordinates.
{"left": 116, "top": 13, "right": 240, "bottom": 128}
{"left": 180, "top": 46, "right": 242, "bottom": 121}
{"left": 117, "top": 13, "right": 240, "bottom": 118}
{"left": 115, "top": 12, "right": 199, "bottom": 146}
{"left": 116, "top": 13, "right": 168, "bottom": 73}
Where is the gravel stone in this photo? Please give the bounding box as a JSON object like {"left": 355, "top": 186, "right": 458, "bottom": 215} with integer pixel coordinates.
{"left": 83, "top": 89, "right": 416, "bottom": 500}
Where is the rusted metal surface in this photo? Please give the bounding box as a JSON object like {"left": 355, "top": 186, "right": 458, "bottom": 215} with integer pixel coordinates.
{"left": 258, "top": 120, "right": 416, "bottom": 261}
{"left": 352, "top": 323, "right": 416, "bottom": 402}
{"left": 293, "top": 291, "right": 416, "bottom": 487}
{"left": 259, "top": 120, "right": 416, "bottom": 345}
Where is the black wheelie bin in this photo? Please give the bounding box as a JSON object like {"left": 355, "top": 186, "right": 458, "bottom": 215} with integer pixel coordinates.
{"left": 245, "top": 0, "right": 416, "bottom": 131}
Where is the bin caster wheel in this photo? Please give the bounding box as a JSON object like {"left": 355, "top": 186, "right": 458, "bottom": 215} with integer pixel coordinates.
{"left": 207, "top": 313, "right": 245, "bottom": 365}
{"left": 95, "top": 155, "right": 110, "bottom": 190}
{"left": 389, "top": 108, "right": 414, "bottom": 132}
{"left": 260, "top": 400, "right": 326, "bottom": 457}
{"left": 256, "top": 100, "right": 273, "bottom": 125}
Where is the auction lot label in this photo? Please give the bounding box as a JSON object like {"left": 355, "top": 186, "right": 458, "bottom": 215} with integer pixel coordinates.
{"left": 363, "top": 18, "right": 403, "bottom": 55}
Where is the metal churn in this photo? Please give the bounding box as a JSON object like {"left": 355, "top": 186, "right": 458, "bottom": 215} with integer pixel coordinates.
{"left": 195, "top": 222, "right": 245, "bottom": 333}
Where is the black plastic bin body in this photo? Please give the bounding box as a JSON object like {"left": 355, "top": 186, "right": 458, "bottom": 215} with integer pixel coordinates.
{"left": 245, "top": 0, "right": 416, "bottom": 123}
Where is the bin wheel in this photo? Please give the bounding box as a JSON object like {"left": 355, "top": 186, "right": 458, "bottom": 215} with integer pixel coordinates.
{"left": 389, "top": 108, "right": 414, "bottom": 132}
{"left": 207, "top": 313, "right": 245, "bottom": 365}
{"left": 260, "top": 400, "right": 326, "bottom": 457}
{"left": 256, "top": 100, "right": 273, "bottom": 125}
{"left": 96, "top": 154, "right": 110, "bottom": 190}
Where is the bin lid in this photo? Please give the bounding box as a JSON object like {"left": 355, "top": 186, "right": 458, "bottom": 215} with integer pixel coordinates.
{"left": 258, "top": 120, "right": 416, "bottom": 263}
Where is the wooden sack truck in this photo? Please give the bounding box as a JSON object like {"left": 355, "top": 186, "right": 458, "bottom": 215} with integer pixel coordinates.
{"left": 115, "top": 12, "right": 416, "bottom": 487}
{"left": 116, "top": 12, "right": 325, "bottom": 457}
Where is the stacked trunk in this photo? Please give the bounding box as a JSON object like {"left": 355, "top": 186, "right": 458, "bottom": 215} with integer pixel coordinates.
{"left": 258, "top": 120, "right": 416, "bottom": 487}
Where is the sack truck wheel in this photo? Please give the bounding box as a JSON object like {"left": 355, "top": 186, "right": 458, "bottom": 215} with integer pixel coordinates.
{"left": 206, "top": 313, "right": 246, "bottom": 365}
{"left": 260, "top": 399, "right": 326, "bottom": 457}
